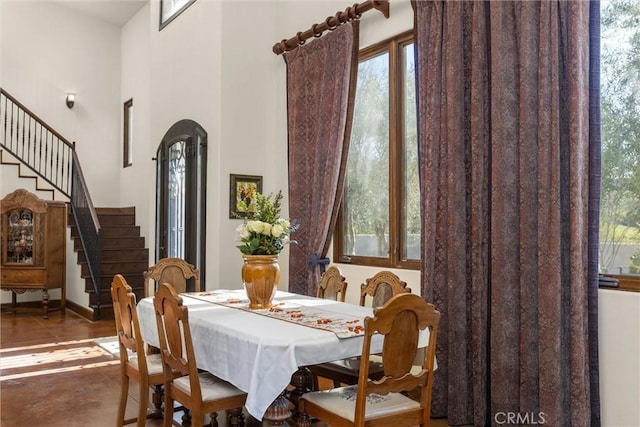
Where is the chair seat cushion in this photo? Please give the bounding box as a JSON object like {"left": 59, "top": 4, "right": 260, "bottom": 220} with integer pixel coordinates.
{"left": 301, "top": 385, "right": 420, "bottom": 421}
{"left": 173, "top": 372, "right": 246, "bottom": 401}
{"left": 129, "top": 353, "right": 164, "bottom": 376}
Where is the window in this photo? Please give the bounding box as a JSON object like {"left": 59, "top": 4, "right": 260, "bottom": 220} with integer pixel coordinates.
{"left": 334, "top": 31, "right": 419, "bottom": 269}
{"left": 599, "top": 0, "right": 640, "bottom": 290}
{"left": 159, "top": 0, "right": 196, "bottom": 30}
{"left": 123, "top": 99, "right": 133, "bottom": 168}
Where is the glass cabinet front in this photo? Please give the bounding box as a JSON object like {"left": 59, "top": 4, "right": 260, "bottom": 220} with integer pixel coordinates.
{"left": 4, "top": 208, "right": 38, "bottom": 265}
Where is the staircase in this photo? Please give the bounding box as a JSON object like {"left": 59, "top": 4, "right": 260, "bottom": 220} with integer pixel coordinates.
{"left": 69, "top": 207, "right": 148, "bottom": 321}
{"left": 1, "top": 87, "right": 150, "bottom": 321}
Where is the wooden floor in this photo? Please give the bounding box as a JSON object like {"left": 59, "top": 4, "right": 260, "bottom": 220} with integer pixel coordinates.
{"left": 1, "top": 306, "right": 450, "bottom": 427}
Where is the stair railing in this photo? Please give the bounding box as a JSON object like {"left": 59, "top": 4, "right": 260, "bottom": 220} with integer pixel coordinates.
{"left": 70, "top": 150, "right": 103, "bottom": 317}
{"left": 1, "top": 89, "right": 73, "bottom": 197}
{"left": 1, "top": 88, "right": 103, "bottom": 316}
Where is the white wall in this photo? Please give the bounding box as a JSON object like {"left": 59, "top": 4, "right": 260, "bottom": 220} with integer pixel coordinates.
{"left": 599, "top": 289, "right": 640, "bottom": 427}
{"left": 120, "top": 2, "right": 153, "bottom": 254}
{"left": 0, "top": 0, "right": 121, "bottom": 207}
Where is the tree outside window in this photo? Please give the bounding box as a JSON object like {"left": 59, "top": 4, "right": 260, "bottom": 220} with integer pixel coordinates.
{"left": 600, "top": 0, "right": 640, "bottom": 276}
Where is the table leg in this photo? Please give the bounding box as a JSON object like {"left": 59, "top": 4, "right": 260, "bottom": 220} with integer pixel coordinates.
{"left": 226, "top": 407, "right": 245, "bottom": 426}
{"left": 287, "top": 367, "right": 313, "bottom": 423}
{"left": 151, "top": 385, "right": 163, "bottom": 418}
{"left": 261, "top": 391, "right": 292, "bottom": 426}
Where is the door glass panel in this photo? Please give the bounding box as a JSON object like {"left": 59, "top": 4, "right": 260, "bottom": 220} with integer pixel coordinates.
{"left": 168, "top": 140, "right": 186, "bottom": 258}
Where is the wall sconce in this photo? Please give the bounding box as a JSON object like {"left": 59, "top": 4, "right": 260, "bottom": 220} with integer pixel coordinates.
{"left": 65, "top": 93, "right": 75, "bottom": 109}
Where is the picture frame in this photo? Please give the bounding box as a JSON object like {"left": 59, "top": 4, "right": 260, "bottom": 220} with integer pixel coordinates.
{"left": 160, "top": 0, "right": 197, "bottom": 30}
{"left": 229, "top": 174, "right": 262, "bottom": 219}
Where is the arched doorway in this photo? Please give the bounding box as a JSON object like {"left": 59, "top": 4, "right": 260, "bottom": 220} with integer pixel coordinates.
{"left": 155, "top": 119, "right": 207, "bottom": 285}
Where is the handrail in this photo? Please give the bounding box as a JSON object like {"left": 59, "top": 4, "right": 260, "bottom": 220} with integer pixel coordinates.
{"left": 0, "top": 88, "right": 73, "bottom": 197}
{"left": 0, "top": 87, "right": 103, "bottom": 316}
{"left": 71, "top": 150, "right": 103, "bottom": 317}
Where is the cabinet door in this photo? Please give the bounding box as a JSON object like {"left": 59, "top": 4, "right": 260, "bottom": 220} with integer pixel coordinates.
{"left": 3, "top": 208, "right": 44, "bottom": 267}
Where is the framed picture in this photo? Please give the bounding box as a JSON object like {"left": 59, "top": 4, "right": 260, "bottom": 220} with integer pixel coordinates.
{"left": 229, "top": 174, "right": 262, "bottom": 218}
{"left": 160, "top": 0, "right": 196, "bottom": 30}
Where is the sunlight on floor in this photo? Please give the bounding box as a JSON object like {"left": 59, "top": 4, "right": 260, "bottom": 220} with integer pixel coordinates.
{"left": 0, "top": 337, "right": 119, "bottom": 381}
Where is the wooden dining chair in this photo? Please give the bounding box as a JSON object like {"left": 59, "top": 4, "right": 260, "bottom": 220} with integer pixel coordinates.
{"left": 111, "top": 274, "right": 165, "bottom": 427}
{"left": 359, "top": 270, "right": 411, "bottom": 308}
{"left": 309, "top": 271, "right": 411, "bottom": 388}
{"left": 316, "top": 265, "right": 348, "bottom": 302}
{"left": 144, "top": 257, "right": 200, "bottom": 297}
{"left": 153, "top": 282, "right": 247, "bottom": 427}
{"left": 296, "top": 293, "right": 440, "bottom": 427}
{"left": 299, "top": 266, "right": 350, "bottom": 391}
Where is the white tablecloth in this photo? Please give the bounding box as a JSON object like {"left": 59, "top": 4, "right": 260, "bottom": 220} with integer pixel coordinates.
{"left": 137, "top": 290, "right": 393, "bottom": 420}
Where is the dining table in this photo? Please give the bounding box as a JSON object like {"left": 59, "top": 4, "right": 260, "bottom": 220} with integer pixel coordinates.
{"left": 136, "top": 289, "right": 430, "bottom": 424}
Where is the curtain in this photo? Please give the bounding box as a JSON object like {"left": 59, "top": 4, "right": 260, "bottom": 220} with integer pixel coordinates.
{"left": 284, "top": 22, "right": 359, "bottom": 296}
{"left": 413, "top": 1, "right": 599, "bottom": 425}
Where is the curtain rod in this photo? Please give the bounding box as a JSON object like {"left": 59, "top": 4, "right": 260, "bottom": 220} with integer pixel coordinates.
{"left": 272, "top": 0, "right": 390, "bottom": 55}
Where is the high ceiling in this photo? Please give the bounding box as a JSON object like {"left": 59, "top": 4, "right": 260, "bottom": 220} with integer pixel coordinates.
{"left": 54, "top": 0, "right": 148, "bottom": 27}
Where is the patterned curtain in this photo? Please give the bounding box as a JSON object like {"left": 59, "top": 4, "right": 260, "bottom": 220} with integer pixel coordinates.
{"left": 413, "top": 1, "right": 600, "bottom": 425}
{"left": 284, "top": 22, "right": 359, "bottom": 296}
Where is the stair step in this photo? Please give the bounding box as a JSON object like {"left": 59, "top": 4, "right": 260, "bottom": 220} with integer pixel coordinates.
{"left": 96, "top": 215, "right": 136, "bottom": 227}
{"left": 80, "top": 261, "right": 149, "bottom": 278}
{"left": 87, "top": 287, "right": 145, "bottom": 307}
{"left": 69, "top": 207, "right": 136, "bottom": 222}
{"left": 73, "top": 236, "right": 145, "bottom": 251}
{"left": 95, "top": 207, "right": 135, "bottom": 215}
{"left": 85, "top": 274, "right": 145, "bottom": 290}
{"left": 70, "top": 224, "right": 141, "bottom": 238}
{"left": 77, "top": 248, "right": 148, "bottom": 262}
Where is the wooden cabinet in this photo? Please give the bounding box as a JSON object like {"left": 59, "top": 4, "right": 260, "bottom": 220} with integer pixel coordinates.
{"left": 1, "top": 189, "right": 66, "bottom": 318}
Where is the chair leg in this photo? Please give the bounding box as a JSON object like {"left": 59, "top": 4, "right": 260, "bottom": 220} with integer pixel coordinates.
{"left": 191, "top": 408, "right": 203, "bottom": 427}
{"left": 117, "top": 374, "right": 129, "bottom": 427}
{"left": 162, "top": 394, "right": 174, "bottom": 427}
{"left": 137, "top": 379, "right": 149, "bottom": 427}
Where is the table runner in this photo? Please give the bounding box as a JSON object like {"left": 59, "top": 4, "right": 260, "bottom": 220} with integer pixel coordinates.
{"left": 186, "top": 291, "right": 365, "bottom": 338}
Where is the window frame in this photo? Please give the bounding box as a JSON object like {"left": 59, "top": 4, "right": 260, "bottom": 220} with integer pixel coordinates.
{"left": 123, "top": 98, "right": 133, "bottom": 168}
{"left": 333, "top": 30, "right": 419, "bottom": 270}
{"left": 159, "top": 0, "right": 196, "bottom": 31}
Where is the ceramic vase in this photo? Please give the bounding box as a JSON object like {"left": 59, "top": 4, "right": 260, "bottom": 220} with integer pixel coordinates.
{"left": 241, "top": 254, "right": 280, "bottom": 309}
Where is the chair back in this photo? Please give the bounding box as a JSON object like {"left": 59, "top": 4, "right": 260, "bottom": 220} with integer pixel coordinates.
{"left": 110, "top": 274, "right": 148, "bottom": 372}
{"left": 144, "top": 257, "right": 200, "bottom": 297}
{"left": 354, "top": 293, "right": 440, "bottom": 426}
{"left": 359, "top": 270, "right": 410, "bottom": 308}
{"left": 153, "top": 283, "right": 203, "bottom": 403}
{"left": 317, "top": 266, "right": 348, "bottom": 302}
